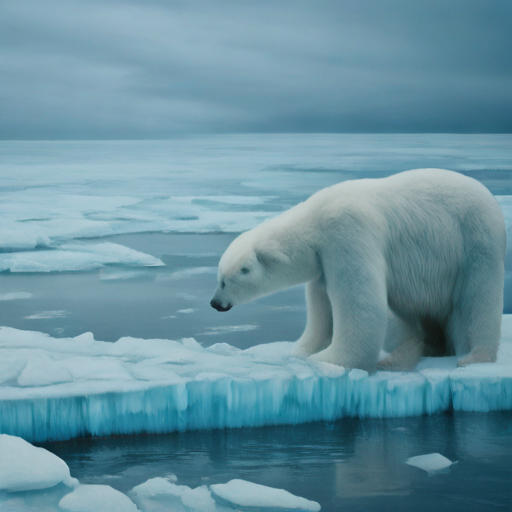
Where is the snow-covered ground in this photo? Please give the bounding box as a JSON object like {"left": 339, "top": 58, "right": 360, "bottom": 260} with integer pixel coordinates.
{"left": 0, "top": 433, "right": 321, "bottom": 512}
{"left": 0, "top": 316, "right": 510, "bottom": 443}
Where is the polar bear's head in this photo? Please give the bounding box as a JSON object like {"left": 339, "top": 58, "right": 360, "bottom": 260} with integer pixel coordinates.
{"left": 210, "top": 231, "right": 292, "bottom": 312}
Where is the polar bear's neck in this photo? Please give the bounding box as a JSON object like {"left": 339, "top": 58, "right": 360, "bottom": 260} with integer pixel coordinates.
{"left": 253, "top": 201, "right": 321, "bottom": 286}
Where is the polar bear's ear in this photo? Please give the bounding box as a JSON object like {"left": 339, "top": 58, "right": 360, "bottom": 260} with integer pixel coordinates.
{"left": 255, "top": 242, "right": 290, "bottom": 268}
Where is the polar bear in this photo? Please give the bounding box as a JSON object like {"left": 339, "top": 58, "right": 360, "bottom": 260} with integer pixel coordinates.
{"left": 210, "top": 169, "right": 506, "bottom": 372}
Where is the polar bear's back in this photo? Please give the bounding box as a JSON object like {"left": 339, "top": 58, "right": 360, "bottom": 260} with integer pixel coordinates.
{"left": 307, "top": 168, "right": 506, "bottom": 321}
{"left": 380, "top": 169, "right": 505, "bottom": 252}
{"left": 310, "top": 168, "right": 505, "bottom": 255}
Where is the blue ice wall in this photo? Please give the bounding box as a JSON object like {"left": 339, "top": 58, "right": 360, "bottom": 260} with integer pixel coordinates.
{"left": 1, "top": 366, "right": 511, "bottom": 443}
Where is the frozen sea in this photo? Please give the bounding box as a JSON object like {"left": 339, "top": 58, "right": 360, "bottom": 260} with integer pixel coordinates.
{"left": 1, "top": 134, "right": 512, "bottom": 511}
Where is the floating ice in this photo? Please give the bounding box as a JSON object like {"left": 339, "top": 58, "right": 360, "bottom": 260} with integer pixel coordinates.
{"left": 181, "top": 486, "right": 216, "bottom": 512}
{"left": 0, "top": 434, "right": 77, "bottom": 492}
{"left": 0, "top": 186, "right": 276, "bottom": 257}
{"left": 0, "top": 292, "right": 32, "bottom": 301}
{"left": 24, "top": 310, "right": 69, "bottom": 320}
{"left": 0, "top": 434, "right": 321, "bottom": 512}
{"left": 131, "top": 479, "right": 215, "bottom": 511}
{"left": 405, "top": 453, "right": 456, "bottom": 475}
{"left": 0, "top": 222, "right": 51, "bottom": 251}
{"left": 210, "top": 479, "right": 321, "bottom": 512}
{"left": 58, "top": 485, "right": 138, "bottom": 512}
{"left": 0, "top": 242, "right": 164, "bottom": 273}
{"left": 0, "top": 316, "right": 511, "bottom": 443}
{"left": 131, "top": 477, "right": 186, "bottom": 499}
{"left": 130, "top": 478, "right": 316, "bottom": 512}
{"left": 165, "top": 267, "right": 218, "bottom": 280}
{"left": 198, "top": 325, "right": 259, "bottom": 336}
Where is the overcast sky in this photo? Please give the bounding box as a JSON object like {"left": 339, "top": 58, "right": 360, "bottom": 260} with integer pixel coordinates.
{"left": 1, "top": 0, "right": 511, "bottom": 139}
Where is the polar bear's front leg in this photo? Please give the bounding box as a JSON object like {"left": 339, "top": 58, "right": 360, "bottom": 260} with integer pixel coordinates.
{"left": 292, "top": 277, "right": 333, "bottom": 357}
{"left": 310, "top": 256, "right": 388, "bottom": 372}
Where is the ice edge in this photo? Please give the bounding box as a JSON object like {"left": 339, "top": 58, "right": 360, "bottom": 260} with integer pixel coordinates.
{"left": 1, "top": 366, "right": 511, "bottom": 443}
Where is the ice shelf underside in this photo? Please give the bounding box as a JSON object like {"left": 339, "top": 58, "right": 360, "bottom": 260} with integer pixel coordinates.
{"left": 0, "top": 317, "right": 511, "bottom": 442}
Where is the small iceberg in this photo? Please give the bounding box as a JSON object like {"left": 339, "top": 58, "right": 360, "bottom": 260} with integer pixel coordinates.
{"left": 210, "top": 479, "right": 321, "bottom": 511}
{"left": 0, "top": 434, "right": 78, "bottom": 492}
{"left": 0, "top": 242, "right": 164, "bottom": 273}
{"left": 405, "top": 453, "right": 456, "bottom": 475}
{"left": 59, "top": 485, "right": 139, "bottom": 512}
{"left": 1, "top": 435, "right": 321, "bottom": 512}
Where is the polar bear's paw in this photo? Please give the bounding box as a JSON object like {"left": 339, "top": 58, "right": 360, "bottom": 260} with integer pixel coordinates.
{"left": 457, "top": 347, "right": 497, "bottom": 367}
{"left": 309, "top": 346, "right": 342, "bottom": 365}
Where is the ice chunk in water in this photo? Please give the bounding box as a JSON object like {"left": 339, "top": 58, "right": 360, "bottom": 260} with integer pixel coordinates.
{"left": 58, "top": 485, "right": 138, "bottom": 512}
{"left": 181, "top": 486, "right": 216, "bottom": 512}
{"left": 405, "top": 453, "right": 455, "bottom": 475}
{"left": 0, "top": 292, "right": 32, "bottom": 301}
{"left": 131, "top": 478, "right": 188, "bottom": 499}
{"left": 210, "top": 479, "right": 321, "bottom": 511}
{"left": 130, "top": 479, "right": 213, "bottom": 512}
{"left": 0, "top": 242, "right": 164, "bottom": 273}
{"left": 0, "top": 434, "right": 77, "bottom": 492}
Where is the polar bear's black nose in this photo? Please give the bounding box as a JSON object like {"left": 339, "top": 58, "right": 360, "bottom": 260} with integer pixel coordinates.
{"left": 210, "top": 299, "right": 232, "bottom": 312}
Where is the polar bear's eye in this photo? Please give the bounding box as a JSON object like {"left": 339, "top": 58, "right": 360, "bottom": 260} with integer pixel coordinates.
{"left": 240, "top": 267, "right": 250, "bottom": 274}
{"left": 221, "top": 280, "right": 226, "bottom": 289}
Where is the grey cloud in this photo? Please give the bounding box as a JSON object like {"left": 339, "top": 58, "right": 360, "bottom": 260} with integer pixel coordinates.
{"left": 0, "top": 0, "right": 511, "bottom": 138}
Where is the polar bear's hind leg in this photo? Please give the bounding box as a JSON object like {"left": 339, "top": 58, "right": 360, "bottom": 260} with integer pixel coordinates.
{"left": 449, "top": 256, "right": 503, "bottom": 366}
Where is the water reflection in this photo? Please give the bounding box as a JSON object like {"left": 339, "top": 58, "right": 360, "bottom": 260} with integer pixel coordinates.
{"left": 40, "top": 412, "right": 512, "bottom": 512}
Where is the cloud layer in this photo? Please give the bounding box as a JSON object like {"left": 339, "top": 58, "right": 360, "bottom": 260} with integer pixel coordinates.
{"left": 1, "top": 0, "right": 511, "bottom": 138}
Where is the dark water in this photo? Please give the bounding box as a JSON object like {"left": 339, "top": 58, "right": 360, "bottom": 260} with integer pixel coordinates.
{"left": 0, "top": 233, "right": 307, "bottom": 347}
{"left": 0, "top": 230, "right": 510, "bottom": 345}
{"left": 40, "top": 412, "right": 512, "bottom": 512}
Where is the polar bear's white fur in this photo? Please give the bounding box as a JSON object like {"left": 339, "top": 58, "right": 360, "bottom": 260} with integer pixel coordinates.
{"left": 210, "top": 169, "right": 506, "bottom": 371}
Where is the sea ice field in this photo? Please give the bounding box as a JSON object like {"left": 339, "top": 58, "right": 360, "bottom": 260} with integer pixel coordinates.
{"left": 1, "top": 134, "right": 512, "bottom": 511}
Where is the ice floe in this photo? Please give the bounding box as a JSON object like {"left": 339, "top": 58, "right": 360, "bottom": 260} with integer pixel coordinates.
{"left": 0, "top": 434, "right": 78, "bottom": 492}
{"left": 0, "top": 316, "right": 511, "bottom": 443}
{"left": 405, "top": 453, "right": 456, "bottom": 475}
{"left": 0, "top": 243, "right": 164, "bottom": 273}
{"left": 24, "top": 310, "right": 69, "bottom": 320}
{"left": 0, "top": 292, "right": 32, "bottom": 301}
{"left": 210, "top": 479, "right": 321, "bottom": 511}
{"left": 198, "top": 325, "right": 259, "bottom": 336}
{"left": 59, "top": 485, "right": 139, "bottom": 512}
{"left": 0, "top": 433, "right": 321, "bottom": 512}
